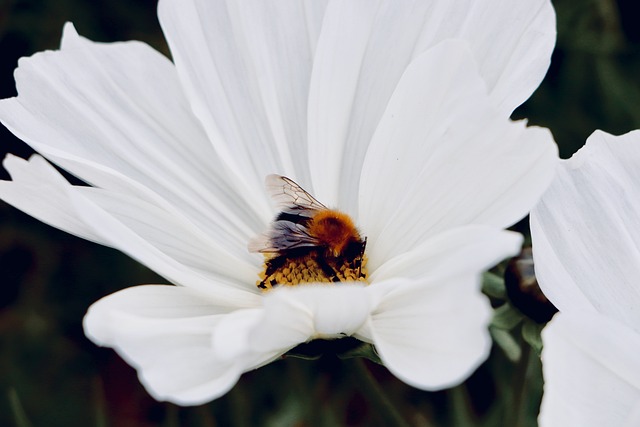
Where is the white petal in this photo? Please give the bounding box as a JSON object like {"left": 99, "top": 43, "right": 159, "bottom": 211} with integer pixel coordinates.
{"left": 212, "top": 308, "right": 271, "bottom": 361}
{"left": 307, "top": 0, "right": 381, "bottom": 209}
{"left": 366, "top": 274, "right": 492, "bottom": 390}
{"left": 531, "top": 130, "right": 640, "bottom": 331}
{"left": 0, "top": 155, "right": 105, "bottom": 244}
{"left": 76, "top": 188, "right": 261, "bottom": 289}
{"left": 446, "top": 0, "right": 556, "bottom": 114}
{"left": 67, "top": 185, "right": 260, "bottom": 299}
{"left": 359, "top": 40, "right": 557, "bottom": 257}
{"left": 84, "top": 285, "right": 236, "bottom": 346}
{"left": 0, "top": 155, "right": 260, "bottom": 299}
{"left": 158, "top": 0, "right": 327, "bottom": 195}
{"left": 0, "top": 23, "right": 267, "bottom": 244}
{"left": 59, "top": 21, "right": 85, "bottom": 49}
{"left": 84, "top": 285, "right": 264, "bottom": 405}
{"left": 215, "top": 284, "right": 372, "bottom": 360}
{"left": 370, "top": 225, "right": 522, "bottom": 281}
{"left": 267, "top": 284, "right": 371, "bottom": 337}
{"left": 308, "top": 0, "right": 555, "bottom": 211}
{"left": 624, "top": 403, "right": 640, "bottom": 427}
{"left": 539, "top": 311, "right": 640, "bottom": 427}
{"left": 139, "top": 347, "right": 242, "bottom": 406}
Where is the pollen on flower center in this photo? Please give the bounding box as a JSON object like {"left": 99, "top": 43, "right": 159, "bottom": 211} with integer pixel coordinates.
{"left": 257, "top": 253, "right": 369, "bottom": 291}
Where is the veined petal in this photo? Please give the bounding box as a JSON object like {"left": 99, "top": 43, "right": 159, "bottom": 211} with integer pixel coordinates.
{"left": 370, "top": 225, "right": 522, "bottom": 282}
{"left": 0, "top": 23, "right": 267, "bottom": 246}
{"left": 359, "top": 40, "right": 557, "bottom": 259}
{"left": 76, "top": 188, "right": 260, "bottom": 289}
{"left": 531, "top": 130, "right": 640, "bottom": 331}
{"left": 84, "top": 285, "right": 238, "bottom": 346}
{"left": 308, "top": 0, "right": 555, "bottom": 212}
{"left": 84, "top": 285, "right": 265, "bottom": 406}
{"left": 365, "top": 274, "right": 492, "bottom": 390}
{"left": 158, "top": 0, "right": 327, "bottom": 197}
{"left": 307, "top": 0, "right": 381, "bottom": 210}
{"left": 67, "top": 185, "right": 259, "bottom": 299}
{"left": 446, "top": 0, "right": 556, "bottom": 115}
{"left": 539, "top": 312, "right": 640, "bottom": 427}
{"left": 0, "top": 155, "right": 259, "bottom": 299}
{"left": 0, "top": 154, "right": 105, "bottom": 245}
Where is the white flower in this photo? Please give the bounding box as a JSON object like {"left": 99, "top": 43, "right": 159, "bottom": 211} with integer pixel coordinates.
{"left": 0, "top": 0, "right": 557, "bottom": 405}
{"left": 531, "top": 130, "right": 640, "bottom": 426}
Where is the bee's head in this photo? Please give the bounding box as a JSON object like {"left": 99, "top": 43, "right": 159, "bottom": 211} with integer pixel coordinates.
{"left": 323, "top": 238, "right": 350, "bottom": 258}
{"left": 325, "top": 239, "right": 360, "bottom": 259}
{"left": 341, "top": 238, "right": 367, "bottom": 261}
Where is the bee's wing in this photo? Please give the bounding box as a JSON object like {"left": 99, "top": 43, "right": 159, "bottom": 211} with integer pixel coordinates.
{"left": 248, "top": 221, "right": 319, "bottom": 253}
{"left": 265, "top": 174, "right": 327, "bottom": 216}
{"left": 249, "top": 175, "right": 326, "bottom": 254}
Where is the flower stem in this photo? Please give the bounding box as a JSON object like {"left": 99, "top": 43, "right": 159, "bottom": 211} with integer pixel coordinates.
{"left": 352, "top": 359, "right": 411, "bottom": 427}
{"left": 8, "top": 388, "right": 32, "bottom": 427}
{"left": 508, "top": 344, "right": 532, "bottom": 427}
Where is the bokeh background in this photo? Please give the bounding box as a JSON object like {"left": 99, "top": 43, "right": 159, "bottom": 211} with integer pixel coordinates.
{"left": 1, "top": 0, "right": 639, "bottom": 426}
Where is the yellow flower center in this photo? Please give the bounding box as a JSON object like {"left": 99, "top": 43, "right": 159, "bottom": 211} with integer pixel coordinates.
{"left": 257, "top": 253, "right": 368, "bottom": 290}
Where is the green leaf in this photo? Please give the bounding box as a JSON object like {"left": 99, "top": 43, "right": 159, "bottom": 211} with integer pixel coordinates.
{"left": 448, "top": 385, "right": 476, "bottom": 427}
{"left": 491, "top": 304, "right": 524, "bottom": 330}
{"left": 482, "top": 271, "right": 506, "bottom": 299}
{"left": 285, "top": 337, "right": 364, "bottom": 361}
{"left": 337, "top": 343, "right": 383, "bottom": 365}
{"left": 7, "top": 389, "right": 32, "bottom": 427}
{"left": 522, "top": 321, "right": 545, "bottom": 356}
{"left": 266, "top": 394, "right": 305, "bottom": 427}
{"left": 490, "top": 327, "right": 522, "bottom": 362}
{"left": 283, "top": 352, "right": 323, "bottom": 361}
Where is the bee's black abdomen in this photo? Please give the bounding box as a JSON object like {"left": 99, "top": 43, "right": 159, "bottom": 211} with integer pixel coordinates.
{"left": 275, "top": 212, "right": 312, "bottom": 226}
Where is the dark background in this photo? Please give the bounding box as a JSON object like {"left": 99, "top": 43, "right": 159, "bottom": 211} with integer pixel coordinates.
{"left": 1, "top": 0, "right": 639, "bottom": 426}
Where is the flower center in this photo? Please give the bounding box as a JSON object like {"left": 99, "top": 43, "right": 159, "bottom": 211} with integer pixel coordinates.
{"left": 256, "top": 252, "right": 368, "bottom": 290}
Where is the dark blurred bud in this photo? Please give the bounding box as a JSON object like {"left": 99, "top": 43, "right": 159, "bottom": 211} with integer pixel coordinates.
{"left": 504, "top": 247, "right": 557, "bottom": 323}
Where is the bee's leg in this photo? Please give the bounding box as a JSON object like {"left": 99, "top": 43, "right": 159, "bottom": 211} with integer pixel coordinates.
{"left": 356, "top": 238, "right": 367, "bottom": 278}
{"left": 317, "top": 254, "right": 341, "bottom": 282}
{"left": 354, "top": 256, "right": 363, "bottom": 277}
{"left": 259, "top": 255, "right": 287, "bottom": 288}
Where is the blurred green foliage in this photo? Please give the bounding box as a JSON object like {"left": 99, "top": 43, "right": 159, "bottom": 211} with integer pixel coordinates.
{"left": 0, "top": 0, "right": 639, "bottom": 426}
{"left": 515, "top": 0, "right": 640, "bottom": 157}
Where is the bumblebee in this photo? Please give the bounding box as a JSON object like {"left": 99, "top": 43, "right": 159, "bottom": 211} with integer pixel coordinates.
{"left": 249, "top": 175, "right": 367, "bottom": 289}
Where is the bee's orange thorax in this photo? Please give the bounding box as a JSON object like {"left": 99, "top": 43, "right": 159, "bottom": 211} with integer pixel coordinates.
{"left": 307, "top": 210, "right": 360, "bottom": 257}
